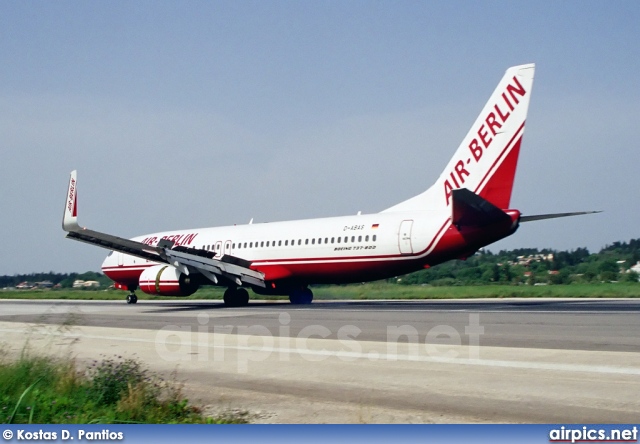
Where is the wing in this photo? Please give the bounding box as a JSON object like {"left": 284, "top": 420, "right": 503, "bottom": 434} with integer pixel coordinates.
{"left": 62, "top": 170, "right": 265, "bottom": 288}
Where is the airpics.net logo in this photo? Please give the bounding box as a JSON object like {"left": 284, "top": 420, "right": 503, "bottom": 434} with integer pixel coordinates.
{"left": 153, "top": 312, "right": 485, "bottom": 373}
{"left": 549, "top": 426, "right": 638, "bottom": 443}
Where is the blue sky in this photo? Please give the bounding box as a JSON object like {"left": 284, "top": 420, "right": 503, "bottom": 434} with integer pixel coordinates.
{"left": 1, "top": 1, "right": 639, "bottom": 274}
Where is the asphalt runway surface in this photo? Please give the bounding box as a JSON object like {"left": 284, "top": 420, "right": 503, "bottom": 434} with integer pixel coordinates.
{"left": 1, "top": 298, "right": 639, "bottom": 423}
{"left": 1, "top": 298, "right": 639, "bottom": 351}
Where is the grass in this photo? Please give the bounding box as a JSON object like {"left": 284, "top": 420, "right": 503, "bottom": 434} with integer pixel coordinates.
{"left": 2, "top": 282, "right": 640, "bottom": 302}
{"left": 0, "top": 351, "right": 248, "bottom": 424}
{"left": 311, "top": 282, "right": 640, "bottom": 299}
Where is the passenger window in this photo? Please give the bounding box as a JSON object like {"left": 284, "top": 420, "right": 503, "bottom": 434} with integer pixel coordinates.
{"left": 358, "top": 236, "right": 362, "bottom": 242}
{"left": 312, "top": 239, "right": 315, "bottom": 245}
{"left": 298, "top": 239, "right": 302, "bottom": 245}
{"left": 285, "top": 240, "right": 288, "bottom": 246}
{"left": 244, "top": 242, "right": 247, "bottom": 248}
{"left": 325, "top": 238, "right": 328, "bottom": 243}
{"left": 373, "top": 235, "right": 377, "bottom": 242}
{"left": 344, "top": 236, "right": 348, "bottom": 243}
{"left": 305, "top": 239, "right": 309, "bottom": 245}
{"left": 331, "top": 237, "right": 335, "bottom": 243}
{"left": 365, "top": 235, "right": 369, "bottom": 242}
{"left": 337, "top": 237, "right": 341, "bottom": 243}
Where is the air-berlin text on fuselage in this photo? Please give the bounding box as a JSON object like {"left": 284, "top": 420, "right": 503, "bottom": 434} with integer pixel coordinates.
{"left": 141, "top": 233, "right": 199, "bottom": 247}
{"left": 444, "top": 75, "right": 527, "bottom": 206}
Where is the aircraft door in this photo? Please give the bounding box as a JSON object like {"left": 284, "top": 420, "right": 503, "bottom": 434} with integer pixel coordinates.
{"left": 224, "top": 240, "right": 232, "bottom": 257}
{"left": 215, "top": 241, "right": 223, "bottom": 258}
{"left": 398, "top": 220, "right": 414, "bottom": 254}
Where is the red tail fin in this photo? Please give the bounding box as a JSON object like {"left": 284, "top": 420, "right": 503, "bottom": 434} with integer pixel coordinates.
{"left": 475, "top": 127, "right": 523, "bottom": 208}
{"left": 382, "top": 64, "right": 535, "bottom": 213}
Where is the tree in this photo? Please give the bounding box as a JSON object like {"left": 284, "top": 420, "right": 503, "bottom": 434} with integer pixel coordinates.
{"left": 500, "top": 264, "right": 513, "bottom": 283}
{"left": 549, "top": 269, "right": 570, "bottom": 285}
{"left": 622, "top": 271, "right": 639, "bottom": 283}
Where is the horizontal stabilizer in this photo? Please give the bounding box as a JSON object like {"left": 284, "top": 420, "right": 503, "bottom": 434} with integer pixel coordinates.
{"left": 520, "top": 211, "right": 602, "bottom": 222}
{"left": 451, "top": 188, "right": 511, "bottom": 227}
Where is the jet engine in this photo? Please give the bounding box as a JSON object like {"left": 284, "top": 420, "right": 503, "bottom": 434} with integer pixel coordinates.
{"left": 138, "top": 264, "right": 198, "bottom": 296}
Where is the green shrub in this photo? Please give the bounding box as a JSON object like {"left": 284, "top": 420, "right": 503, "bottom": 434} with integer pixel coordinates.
{"left": 0, "top": 353, "right": 247, "bottom": 424}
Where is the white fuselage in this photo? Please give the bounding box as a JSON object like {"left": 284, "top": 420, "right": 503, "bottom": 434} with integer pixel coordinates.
{"left": 101, "top": 209, "right": 453, "bottom": 287}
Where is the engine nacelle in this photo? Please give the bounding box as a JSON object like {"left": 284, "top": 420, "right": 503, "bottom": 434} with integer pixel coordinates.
{"left": 138, "top": 265, "right": 198, "bottom": 296}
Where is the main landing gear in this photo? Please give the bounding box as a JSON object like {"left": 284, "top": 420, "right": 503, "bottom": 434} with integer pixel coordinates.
{"left": 223, "top": 287, "right": 250, "bottom": 307}
{"left": 289, "top": 288, "right": 313, "bottom": 305}
{"left": 126, "top": 292, "right": 138, "bottom": 304}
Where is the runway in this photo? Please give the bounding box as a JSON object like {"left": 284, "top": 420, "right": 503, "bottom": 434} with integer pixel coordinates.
{"left": 1, "top": 298, "right": 639, "bottom": 423}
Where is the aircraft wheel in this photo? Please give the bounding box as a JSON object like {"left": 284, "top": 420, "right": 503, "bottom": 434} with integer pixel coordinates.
{"left": 289, "top": 288, "right": 313, "bottom": 305}
{"left": 223, "top": 287, "right": 250, "bottom": 307}
{"left": 236, "top": 288, "right": 250, "bottom": 306}
{"left": 126, "top": 294, "right": 138, "bottom": 304}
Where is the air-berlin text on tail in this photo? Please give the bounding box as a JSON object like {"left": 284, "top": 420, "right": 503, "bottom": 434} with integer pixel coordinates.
{"left": 444, "top": 75, "right": 527, "bottom": 206}
{"left": 141, "top": 232, "right": 199, "bottom": 247}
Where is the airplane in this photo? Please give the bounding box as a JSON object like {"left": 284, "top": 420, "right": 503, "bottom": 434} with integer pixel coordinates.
{"left": 62, "top": 63, "right": 599, "bottom": 306}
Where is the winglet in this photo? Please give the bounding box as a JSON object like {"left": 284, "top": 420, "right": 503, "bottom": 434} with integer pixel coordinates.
{"left": 62, "top": 170, "right": 81, "bottom": 232}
